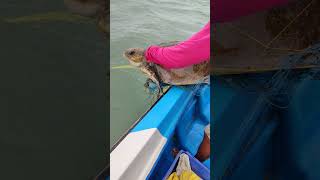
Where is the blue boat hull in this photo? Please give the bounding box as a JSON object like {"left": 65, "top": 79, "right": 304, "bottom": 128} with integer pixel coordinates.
{"left": 110, "top": 85, "right": 210, "bottom": 180}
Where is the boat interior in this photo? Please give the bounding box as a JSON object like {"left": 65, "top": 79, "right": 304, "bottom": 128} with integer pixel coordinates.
{"left": 148, "top": 84, "right": 210, "bottom": 179}
{"left": 109, "top": 84, "right": 210, "bottom": 180}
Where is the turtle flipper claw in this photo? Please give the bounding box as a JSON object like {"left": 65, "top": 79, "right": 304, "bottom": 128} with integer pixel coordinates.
{"left": 144, "top": 78, "right": 163, "bottom": 98}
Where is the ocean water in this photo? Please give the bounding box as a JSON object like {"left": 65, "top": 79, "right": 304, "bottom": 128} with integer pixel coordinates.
{"left": 110, "top": 0, "right": 209, "bottom": 147}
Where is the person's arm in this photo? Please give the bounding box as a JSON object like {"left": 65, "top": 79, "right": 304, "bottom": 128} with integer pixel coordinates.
{"left": 145, "top": 22, "right": 210, "bottom": 69}
{"left": 145, "top": 0, "right": 290, "bottom": 69}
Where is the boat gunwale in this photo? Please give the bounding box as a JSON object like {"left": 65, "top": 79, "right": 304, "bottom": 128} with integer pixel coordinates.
{"left": 96, "top": 87, "right": 172, "bottom": 180}
{"left": 110, "top": 86, "right": 172, "bottom": 152}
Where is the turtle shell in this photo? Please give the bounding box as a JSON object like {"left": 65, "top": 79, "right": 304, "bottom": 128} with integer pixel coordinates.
{"left": 147, "top": 41, "right": 209, "bottom": 85}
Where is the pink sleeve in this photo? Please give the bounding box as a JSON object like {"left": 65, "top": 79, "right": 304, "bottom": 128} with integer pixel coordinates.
{"left": 145, "top": 22, "right": 210, "bottom": 69}
{"left": 212, "top": 0, "right": 289, "bottom": 22}
{"left": 145, "top": 0, "right": 289, "bottom": 69}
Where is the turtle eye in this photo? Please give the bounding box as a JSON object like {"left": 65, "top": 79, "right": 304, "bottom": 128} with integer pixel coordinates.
{"left": 129, "top": 50, "right": 135, "bottom": 55}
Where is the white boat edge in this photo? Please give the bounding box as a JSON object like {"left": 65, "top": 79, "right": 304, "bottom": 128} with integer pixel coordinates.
{"left": 110, "top": 128, "right": 167, "bottom": 180}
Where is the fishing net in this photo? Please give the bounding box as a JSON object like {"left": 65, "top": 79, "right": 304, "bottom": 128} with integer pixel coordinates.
{"left": 144, "top": 76, "right": 209, "bottom": 99}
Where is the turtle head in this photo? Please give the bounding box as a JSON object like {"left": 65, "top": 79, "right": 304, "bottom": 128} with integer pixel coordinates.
{"left": 123, "top": 48, "right": 146, "bottom": 67}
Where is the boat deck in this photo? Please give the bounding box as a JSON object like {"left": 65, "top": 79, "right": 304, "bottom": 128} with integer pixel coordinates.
{"left": 110, "top": 85, "right": 210, "bottom": 180}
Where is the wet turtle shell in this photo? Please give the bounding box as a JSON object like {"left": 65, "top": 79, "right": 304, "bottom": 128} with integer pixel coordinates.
{"left": 123, "top": 41, "right": 210, "bottom": 86}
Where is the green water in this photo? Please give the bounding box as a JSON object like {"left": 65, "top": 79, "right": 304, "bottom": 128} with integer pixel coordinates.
{"left": 110, "top": 0, "right": 209, "bottom": 147}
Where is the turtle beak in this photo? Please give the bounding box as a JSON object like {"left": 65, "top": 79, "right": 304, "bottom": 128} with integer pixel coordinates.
{"left": 123, "top": 50, "right": 132, "bottom": 60}
{"left": 127, "top": 49, "right": 135, "bottom": 57}
{"left": 123, "top": 50, "right": 138, "bottom": 66}
{"left": 123, "top": 48, "right": 145, "bottom": 67}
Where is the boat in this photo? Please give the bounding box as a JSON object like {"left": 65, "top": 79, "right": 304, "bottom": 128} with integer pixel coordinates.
{"left": 107, "top": 84, "right": 211, "bottom": 180}
{"left": 97, "top": 43, "right": 320, "bottom": 180}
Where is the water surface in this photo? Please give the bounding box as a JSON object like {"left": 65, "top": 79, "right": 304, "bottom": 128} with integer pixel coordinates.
{"left": 110, "top": 0, "right": 209, "bottom": 147}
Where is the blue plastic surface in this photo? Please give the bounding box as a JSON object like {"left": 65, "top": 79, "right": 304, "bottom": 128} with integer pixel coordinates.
{"left": 162, "top": 150, "right": 210, "bottom": 180}
{"left": 146, "top": 85, "right": 211, "bottom": 179}
{"left": 177, "top": 85, "right": 210, "bottom": 155}
{"left": 203, "top": 158, "right": 210, "bottom": 170}
{"left": 131, "top": 86, "right": 194, "bottom": 138}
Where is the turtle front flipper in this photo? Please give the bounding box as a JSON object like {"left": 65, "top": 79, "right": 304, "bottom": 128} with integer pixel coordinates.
{"left": 144, "top": 78, "right": 163, "bottom": 98}
{"left": 144, "top": 78, "right": 153, "bottom": 91}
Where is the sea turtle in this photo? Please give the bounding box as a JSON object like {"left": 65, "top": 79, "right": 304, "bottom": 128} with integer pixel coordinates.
{"left": 123, "top": 40, "right": 239, "bottom": 97}
{"left": 123, "top": 41, "right": 210, "bottom": 97}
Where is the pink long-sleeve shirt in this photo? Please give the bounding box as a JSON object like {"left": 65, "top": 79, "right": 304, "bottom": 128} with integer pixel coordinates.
{"left": 145, "top": 22, "right": 210, "bottom": 69}
{"left": 145, "top": 0, "right": 289, "bottom": 69}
